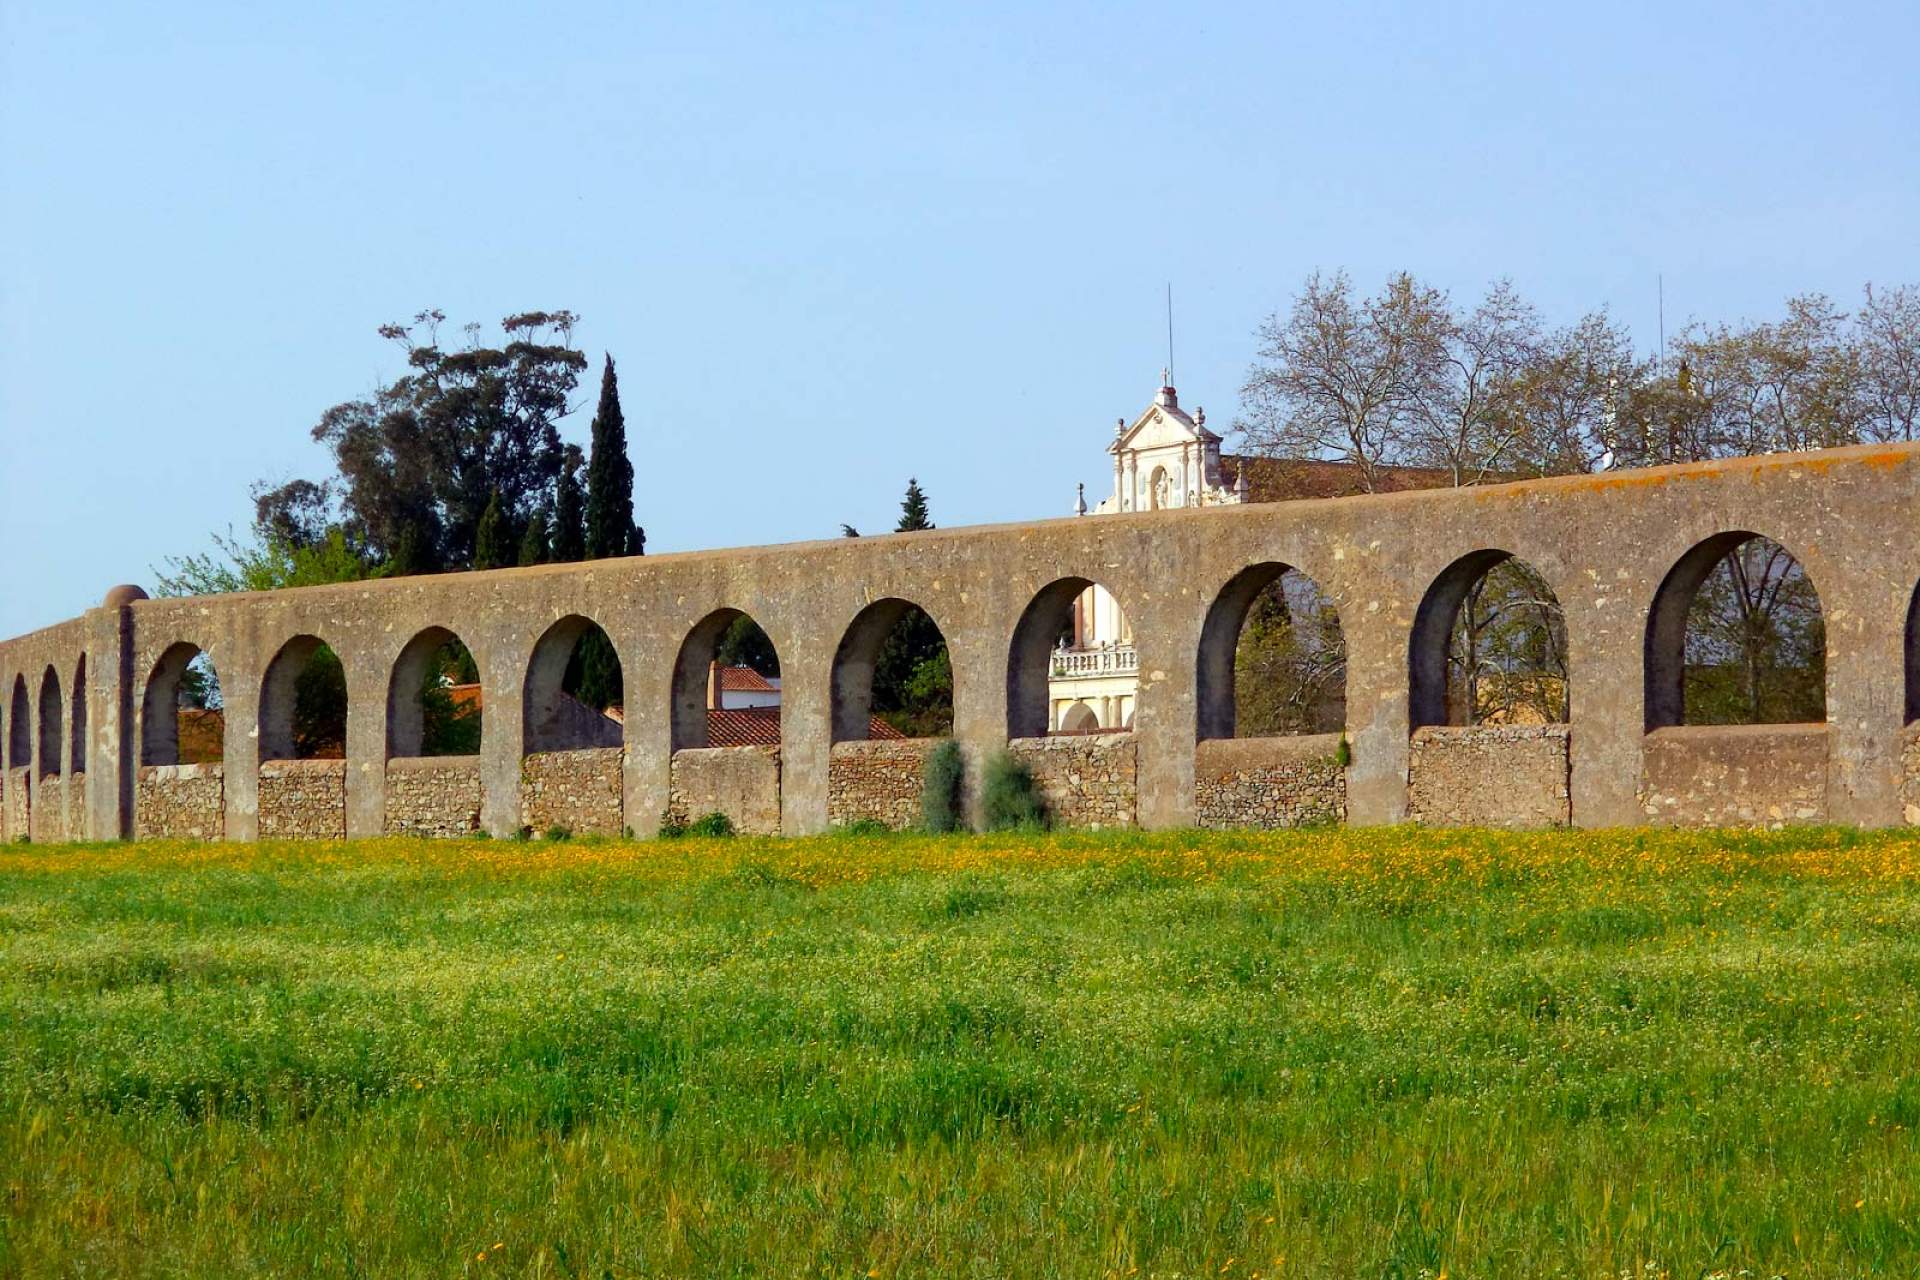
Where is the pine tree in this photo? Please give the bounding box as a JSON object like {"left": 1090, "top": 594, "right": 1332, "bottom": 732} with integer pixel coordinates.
{"left": 585, "top": 355, "right": 638, "bottom": 559}
{"left": 897, "top": 478, "right": 933, "bottom": 531}
{"left": 473, "top": 490, "right": 513, "bottom": 571}
{"left": 552, "top": 445, "right": 586, "bottom": 563}
{"left": 517, "top": 505, "right": 551, "bottom": 567}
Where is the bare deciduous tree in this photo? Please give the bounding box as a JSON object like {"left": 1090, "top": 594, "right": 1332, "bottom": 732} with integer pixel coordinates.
{"left": 1235, "top": 271, "right": 1448, "bottom": 492}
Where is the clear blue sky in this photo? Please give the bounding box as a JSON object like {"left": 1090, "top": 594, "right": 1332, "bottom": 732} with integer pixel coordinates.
{"left": 3, "top": 1, "right": 1915, "bottom": 638}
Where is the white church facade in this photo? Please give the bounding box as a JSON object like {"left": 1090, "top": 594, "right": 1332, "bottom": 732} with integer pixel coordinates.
{"left": 1044, "top": 373, "right": 1247, "bottom": 733}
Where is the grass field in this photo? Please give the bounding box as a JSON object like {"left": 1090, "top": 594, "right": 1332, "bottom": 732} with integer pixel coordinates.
{"left": 4, "top": 827, "right": 1920, "bottom": 1278}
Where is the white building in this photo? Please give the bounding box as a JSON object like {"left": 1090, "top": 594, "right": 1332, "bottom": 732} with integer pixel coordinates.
{"left": 1045, "top": 373, "right": 1247, "bottom": 733}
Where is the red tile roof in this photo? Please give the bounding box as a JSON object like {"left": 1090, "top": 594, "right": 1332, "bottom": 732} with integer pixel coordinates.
{"left": 1221, "top": 455, "right": 1456, "bottom": 503}
{"left": 717, "top": 665, "right": 777, "bottom": 692}
{"left": 703, "top": 707, "right": 905, "bottom": 747}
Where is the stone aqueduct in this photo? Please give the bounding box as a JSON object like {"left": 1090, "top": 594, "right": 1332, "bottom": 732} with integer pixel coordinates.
{"left": 4, "top": 443, "right": 1920, "bottom": 843}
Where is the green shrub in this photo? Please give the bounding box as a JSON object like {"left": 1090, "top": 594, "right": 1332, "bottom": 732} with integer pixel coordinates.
{"left": 921, "top": 739, "right": 967, "bottom": 833}
{"left": 839, "top": 817, "right": 891, "bottom": 836}
{"left": 980, "top": 751, "right": 1046, "bottom": 831}
{"left": 511, "top": 826, "right": 532, "bottom": 843}
{"left": 658, "top": 813, "right": 689, "bottom": 839}
{"left": 688, "top": 811, "right": 735, "bottom": 838}
{"left": 1334, "top": 735, "right": 1352, "bottom": 768}
{"left": 543, "top": 825, "right": 572, "bottom": 842}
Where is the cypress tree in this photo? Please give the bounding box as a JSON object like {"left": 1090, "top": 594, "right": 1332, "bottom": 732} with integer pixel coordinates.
{"left": 518, "top": 505, "right": 551, "bottom": 567}
{"left": 897, "top": 478, "right": 933, "bottom": 531}
{"left": 552, "top": 445, "right": 586, "bottom": 563}
{"left": 585, "top": 355, "right": 637, "bottom": 559}
{"left": 473, "top": 490, "right": 513, "bottom": 571}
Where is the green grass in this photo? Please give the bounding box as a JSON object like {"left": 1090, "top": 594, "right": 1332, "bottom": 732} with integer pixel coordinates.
{"left": 3, "top": 826, "right": 1920, "bottom": 1277}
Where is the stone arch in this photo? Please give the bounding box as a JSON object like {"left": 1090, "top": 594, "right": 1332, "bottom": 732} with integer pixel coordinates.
{"left": 261, "top": 635, "right": 348, "bottom": 761}
{"left": 1060, "top": 701, "right": 1100, "bottom": 733}
{"left": 37, "top": 667, "right": 63, "bottom": 779}
{"left": 69, "top": 654, "right": 87, "bottom": 776}
{"left": 671, "top": 608, "right": 780, "bottom": 750}
{"left": 1008, "top": 576, "right": 1132, "bottom": 739}
{"left": 830, "top": 598, "right": 952, "bottom": 742}
{"left": 1644, "top": 532, "right": 1826, "bottom": 730}
{"left": 9, "top": 674, "right": 29, "bottom": 772}
{"left": 387, "top": 627, "right": 482, "bottom": 758}
{"left": 523, "top": 615, "right": 626, "bottom": 753}
{"left": 1410, "top": 550, "right": 1567, "bottom": 730}
{"left": 141, "top": 642, "right": 222, "bottom": 766}
{"left": 1197, "top": 562, "right": 1347, "bottom": 740}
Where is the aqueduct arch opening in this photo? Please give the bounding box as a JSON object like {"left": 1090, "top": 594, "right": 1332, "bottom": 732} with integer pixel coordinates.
{"left": 1411, "top": 551, "right": 1567, "bottom": 730}
{"left": 141, "top": 643, "right": 222, "bottom": 767}
{"left": 1644, "top": 532, "right": 1827, "bottom": 731}
{"left": 671, "top": 608, "right": 780, "bottom": 751}
{"left": 261, "top": 635, "right": 347, "bottom": 761}
{"left": 523, "top": 615, "right": 625, "bottom": 753}
{"left": 69, "top": 655, "right": 86, "bottom": 777}
{"left": 1197, "top": 562, "right": 1347, "bottom": 740}
{"left": 36, "top": 667, "right": 62, "bottom": 780}
{"left": 1907, "top": 582, "right": 1920, "bottom": 727}
{"left": 8, "top": 675, "right": 27, "bottom": 772}
{"left": 387, "top": 627, "right": 482, "bottom": 758}
{"left": 831, "top": 598, "right": 952, "bottom": 742}
{"left": 1008, "top": 577, "right": 1133, "bottom": 738}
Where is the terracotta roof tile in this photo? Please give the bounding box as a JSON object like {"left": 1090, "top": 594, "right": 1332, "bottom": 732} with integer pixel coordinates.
{"left": 703, "top": 708, "right": 906, "bottom": 747}
{"left": 1221, "top": 455, "right": 1456, "bottom": 503}
{"left": 717, "top": 666, "right": 777, "bottom": 692}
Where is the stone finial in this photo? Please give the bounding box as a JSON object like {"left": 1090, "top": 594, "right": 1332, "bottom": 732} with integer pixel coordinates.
{"left": 102, "top": 584, "right": 149, "bottom": 608}
{"left": 1073, "top": 482, "right": 1088, "bottom": 517}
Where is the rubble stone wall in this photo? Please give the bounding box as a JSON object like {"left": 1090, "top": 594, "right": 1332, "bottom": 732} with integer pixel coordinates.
{"left": 828, "top": 738, "right": 939, "bottom": 830}
{"left": 385, "top": 756, "right": 484, "bottom": 838}
{"left": 1408, "top": 725, "right": 1572, "bottom": 828}
{"left": 136, "top": 764, "right": 225, "bottom": 841}
{"left": 258, "top": 758, "right": 347, "bottom": 840}
{"left": 1904, "top": 724, "right": 1920, "bottom": 826}
{"left": 1009, "top": 734, "right": 1138, "bottom": 830}
{"left": 1194, "top": 734, "right": 1347, "bottom": 828}
{"left": 67, "top": 771, "right": 85, "bottom": 842}
{"left": 1641, "top": 724, "right": 1829, "bottom": 827}
{"left": 29, "top": 775, "right": 63, "bottom": 844}
{"left": 4, "top": 767, "right": 28, "bottom": 842}
{"left": 670, "top": 746, "right": 781, "bottom": 835}
{"left": 520, "top": 748, "right": 625, "bottom": 836}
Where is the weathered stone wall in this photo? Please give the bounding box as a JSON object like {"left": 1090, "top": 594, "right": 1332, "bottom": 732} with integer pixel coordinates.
{"left": 1904, "top": 724, "right": 1920, "bottom": 825}
{"left": 385, "top": 756, "right": 484, "bottom": 838}
{"left": 828, "top": 738, "right": 939, "bottom": 830}
{"left": 258, "top": 759, "right": 347, "bottom": 840}
{"left": 1641, "top": 724, "right": 1829, "bottom": 827}
{"left": 670, "top": 746, "right": 781, "bottom": 835}
{"left": 30, "top": 776, "right": 65, "bottom": 844}
{"left": 136, "top": 764, "right": 225, "bottom": 840}
{"left": 67, "top": 772, "right": 86, "bottom": 842}
{"left": 1408, "top": 725, "right": 1571, "bottom": 828}
{"left": 1009, "top": 734, "right": 1137, "bottom": 830}
{"left": 1194, "top": 734, "right": 1347, "bottom": 829}
{"left": 8, "top": 442, "right": 1920, "bottom": 839}
{"left": 520, "top": 748, "right": 624, "bottom": 836}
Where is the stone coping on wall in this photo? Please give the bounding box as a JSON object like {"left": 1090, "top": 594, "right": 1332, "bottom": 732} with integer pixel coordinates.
{"left": 827, "top": 737, "right": 942, "bottom": 830}
{"left": 259, "top": 757, "right": 348, "bottom": 776}
{"left": 1008, "top": 733, "right": 1138, "bottom": 830}
{"left": 1408, "top": 724, "right": 1572, "bottom": 829}
{"left": 1194, "top": 733, "right": 1347, "bottom": 829}
{"left": 1640, "top": 722, "right": 1829, "bottom": 827}
{"left": 138, "top": 762, "right": 224, "bottom": 782}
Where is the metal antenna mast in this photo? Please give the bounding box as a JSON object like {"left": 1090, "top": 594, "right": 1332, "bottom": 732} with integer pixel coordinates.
{"left": 1165, "top": 283, "right": 1175, "bottom": 386}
